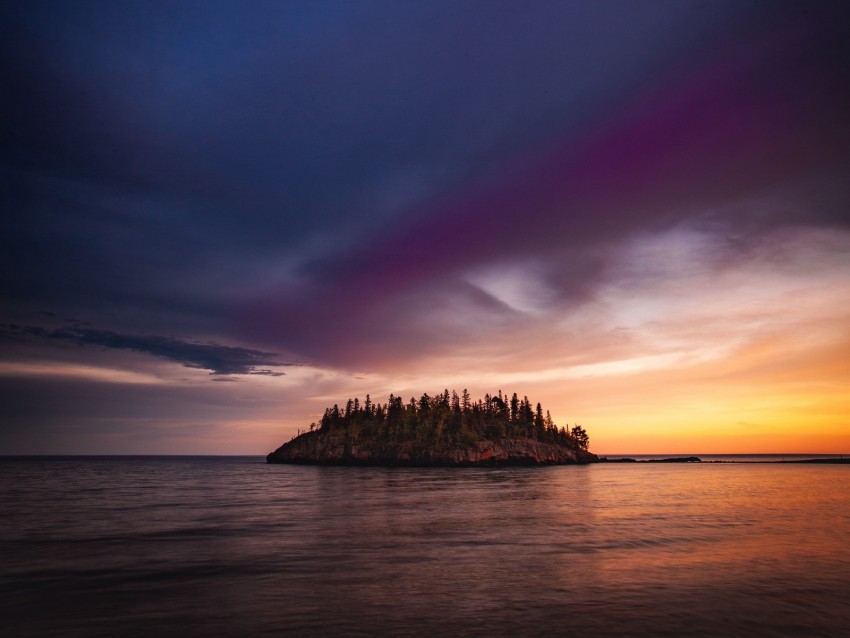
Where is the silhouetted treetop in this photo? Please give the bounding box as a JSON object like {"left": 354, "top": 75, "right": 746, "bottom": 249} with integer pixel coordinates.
{"left": 307, "top": 389, "right": 589, "bottom": 452}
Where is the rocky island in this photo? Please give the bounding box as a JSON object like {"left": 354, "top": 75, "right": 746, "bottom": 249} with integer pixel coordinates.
{"left": 267, "top": 390, "right": 597, "bottom": 466}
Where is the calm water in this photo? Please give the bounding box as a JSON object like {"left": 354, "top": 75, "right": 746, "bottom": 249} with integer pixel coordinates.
{"left": 2, "top": 457, "right": 849, "bottom": 637}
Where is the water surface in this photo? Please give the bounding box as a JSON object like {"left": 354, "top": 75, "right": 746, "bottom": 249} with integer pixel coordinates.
{"left": 2, "top": 457, "right": 849, "bottom": 637}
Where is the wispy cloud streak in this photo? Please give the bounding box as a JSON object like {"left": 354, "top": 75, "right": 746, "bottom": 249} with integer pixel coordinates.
{"left": 1, "top": 324, "right": 293, "bottom": 376}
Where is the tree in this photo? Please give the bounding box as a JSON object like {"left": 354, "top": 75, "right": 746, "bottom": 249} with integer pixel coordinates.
{"left": 535, "top": 402, "right": 544, "bottom": 439}
{"left": 571, "top": 425, "right": 589, "bottom": 450}
{"left": 545, "top": 410, "right": 556, "bottom": 442}
{"left": 301, "top": 390, "right": 590, "bottom": 455}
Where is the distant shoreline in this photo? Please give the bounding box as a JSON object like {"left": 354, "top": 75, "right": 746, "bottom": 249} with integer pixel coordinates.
{"left": 601, "top": 456, "right": 849, "bottom": 464}
{"left": 1, "top": 454, "right": 847, "bottom": 464}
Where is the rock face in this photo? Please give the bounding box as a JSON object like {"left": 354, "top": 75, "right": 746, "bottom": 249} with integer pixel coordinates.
{"left": 267, "top": 431, "right": 597, "bottom": 466}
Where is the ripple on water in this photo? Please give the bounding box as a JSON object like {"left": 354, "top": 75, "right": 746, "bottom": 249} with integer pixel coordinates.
{"left": 1, "top": 457, "right": 849, "bottom": 637}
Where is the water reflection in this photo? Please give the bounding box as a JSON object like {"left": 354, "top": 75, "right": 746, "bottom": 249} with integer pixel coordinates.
{"left": 2, "top": 459, "right": 849, "bottom": 637}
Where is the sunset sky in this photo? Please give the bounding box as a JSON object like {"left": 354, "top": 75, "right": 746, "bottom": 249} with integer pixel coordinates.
{"left": 2, "top": 1, "right": 849, "bottom": 455}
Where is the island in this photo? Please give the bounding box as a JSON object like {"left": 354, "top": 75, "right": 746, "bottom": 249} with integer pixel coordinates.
{"left": 267, "top": 390, "right": 598, "bottom": 466}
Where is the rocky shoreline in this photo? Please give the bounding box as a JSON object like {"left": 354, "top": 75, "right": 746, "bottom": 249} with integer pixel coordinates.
{"left": 267, "top": 431, "right": 598, "bottom": 466}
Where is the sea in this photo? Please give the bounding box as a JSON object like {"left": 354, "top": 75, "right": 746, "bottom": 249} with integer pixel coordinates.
{"left": 2, "top": 455, "right": 849, "bottom": 637}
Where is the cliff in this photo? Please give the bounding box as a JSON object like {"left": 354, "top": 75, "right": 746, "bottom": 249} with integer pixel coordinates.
{"left": 266, "top": 430, "right": 597, "bottom": 466}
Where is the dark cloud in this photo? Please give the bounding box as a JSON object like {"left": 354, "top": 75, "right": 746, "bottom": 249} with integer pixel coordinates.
{"left": 239, "top": 4, "right": 850, "bottom": 365}
{"left": 0, "top": 1, "right": 767, "bottom": 325}
{"left": 1, "top": 1, "right": 849, "bottom": 453}
{"left": 0, "top": 324, "right": 292, "bottom": 376}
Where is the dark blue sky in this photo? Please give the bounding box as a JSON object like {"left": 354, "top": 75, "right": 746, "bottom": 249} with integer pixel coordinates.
{"left": 2, "top": 1, "right": 849, "bottom": 454}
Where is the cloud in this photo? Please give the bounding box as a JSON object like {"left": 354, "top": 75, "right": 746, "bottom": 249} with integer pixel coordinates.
{"left": 0, "top": 324, "right": 293, "bottom": 376}
{"left": 235, "top": 3, "right": 850, "bottom": 369}
{"left": 2, "top": 1, "right": 849, "bottom": 454}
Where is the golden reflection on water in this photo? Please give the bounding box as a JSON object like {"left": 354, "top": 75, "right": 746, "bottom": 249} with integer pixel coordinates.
{"left": 298, "top": 463, "right": 850, "bottom": 635}
{"left": 3, "top": 458, "right": 849, "bottom": 637}
{"left": 556, "top": 465, "right": 850, "bottom": 634}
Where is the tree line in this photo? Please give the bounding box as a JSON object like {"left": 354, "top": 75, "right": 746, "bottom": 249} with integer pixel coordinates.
{"left": 307, "top": 389, "right": 589, "bottom": 452}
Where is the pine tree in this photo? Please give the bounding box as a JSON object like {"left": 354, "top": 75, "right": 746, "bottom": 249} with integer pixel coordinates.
{"left": 535, "top": 402, "right": 545, "bottom": 440}
{"left": 302, "top": 390, "right": 588, "bottom": 455}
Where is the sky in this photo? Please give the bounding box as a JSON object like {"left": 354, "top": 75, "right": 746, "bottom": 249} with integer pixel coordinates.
{"left": 2, "top": 0, "right": 849, "bottom": 455}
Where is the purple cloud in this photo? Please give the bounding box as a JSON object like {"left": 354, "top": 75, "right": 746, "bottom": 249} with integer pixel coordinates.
{"left": 239, "top": 10, "right": 850, "bottom": 367}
